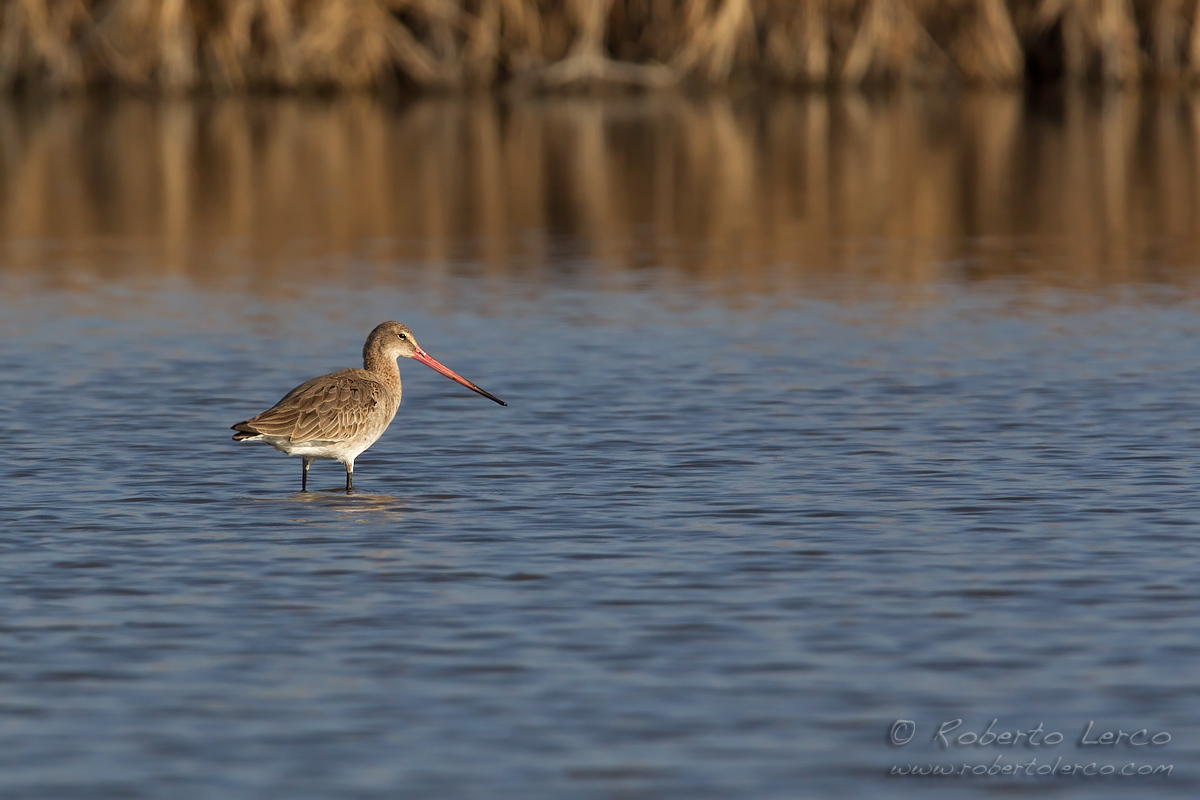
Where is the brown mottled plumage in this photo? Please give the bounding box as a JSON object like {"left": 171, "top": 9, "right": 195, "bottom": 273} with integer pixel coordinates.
{"left": 232, "top": 321, "right": 505, "bottom": 493}
{"left": 236, "top": 372, "right": 389, "bottom": 443}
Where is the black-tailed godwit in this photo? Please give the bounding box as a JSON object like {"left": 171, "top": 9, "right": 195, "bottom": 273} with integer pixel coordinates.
{"left": 232, "top": 321, "right": 505, "bottom": 492}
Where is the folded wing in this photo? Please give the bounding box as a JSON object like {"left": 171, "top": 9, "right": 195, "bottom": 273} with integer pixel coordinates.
{"left": 232, "top": 370, "right": 385, "bottom": 443}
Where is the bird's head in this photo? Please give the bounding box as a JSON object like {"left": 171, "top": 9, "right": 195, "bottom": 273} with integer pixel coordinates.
{"left": 367, "top": 321, "right": 506, "bottom": 406}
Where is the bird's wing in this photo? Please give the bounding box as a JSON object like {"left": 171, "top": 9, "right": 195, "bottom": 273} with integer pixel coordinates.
{"left": 238, "top": 371, "right": 386, "bottom": 443}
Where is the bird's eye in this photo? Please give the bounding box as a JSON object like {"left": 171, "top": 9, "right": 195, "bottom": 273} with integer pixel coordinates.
{"left": 398, "top": 333, "right": 407, "bottom": 340}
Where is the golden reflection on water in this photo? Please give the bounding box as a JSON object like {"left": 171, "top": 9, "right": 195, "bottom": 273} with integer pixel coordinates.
{"left": 2, "top": 91, "right": 1200, "bottom": 297}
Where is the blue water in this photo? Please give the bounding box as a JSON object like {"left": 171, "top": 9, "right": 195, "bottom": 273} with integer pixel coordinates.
{"left": 2, "top": 261, "right": 1198, "bottom": 798}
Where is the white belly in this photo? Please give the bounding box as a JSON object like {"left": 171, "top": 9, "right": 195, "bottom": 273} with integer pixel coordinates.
{"left": 256, "top": 434, "right": 381, "bottom": 464}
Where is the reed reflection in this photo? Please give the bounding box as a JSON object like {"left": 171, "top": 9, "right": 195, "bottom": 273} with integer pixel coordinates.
{"left": 2, "top": 92, "right": 1200, "bottom": 297}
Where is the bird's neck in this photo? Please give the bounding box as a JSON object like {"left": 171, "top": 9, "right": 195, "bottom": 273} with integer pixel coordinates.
{"left": 363, "top": 352, "right": 401, "bottom": 388}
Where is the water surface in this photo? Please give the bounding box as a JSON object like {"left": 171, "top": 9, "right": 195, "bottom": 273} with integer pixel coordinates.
{"left": 2, "top": 92, "right": 1200, "bottom": 798}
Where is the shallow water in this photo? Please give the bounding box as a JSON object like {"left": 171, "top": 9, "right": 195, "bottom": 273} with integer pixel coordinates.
{"left": 3, "top": 93, "right": 1200, "bottom": 798}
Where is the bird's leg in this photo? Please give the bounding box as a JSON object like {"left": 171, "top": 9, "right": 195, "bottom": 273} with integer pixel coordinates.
{"left": 345, "top": 460, "right": 354, "bottom": 494}
{"left": 301, "top": 458, "right": 311, "bottom": 493}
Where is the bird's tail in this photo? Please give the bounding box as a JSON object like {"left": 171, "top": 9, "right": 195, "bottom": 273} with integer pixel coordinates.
{"left": 231, "top": 421, "right": 263, "bottom": 441}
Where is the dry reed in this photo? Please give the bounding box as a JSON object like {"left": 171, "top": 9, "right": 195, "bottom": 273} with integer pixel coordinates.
{"left": 3, "top": 0, "right": 1200, "bottom": 91}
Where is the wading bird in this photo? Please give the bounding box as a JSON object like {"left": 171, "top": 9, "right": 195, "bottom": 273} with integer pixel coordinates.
{"left": 232, "top": 321, "right": 505, "bottom": 492}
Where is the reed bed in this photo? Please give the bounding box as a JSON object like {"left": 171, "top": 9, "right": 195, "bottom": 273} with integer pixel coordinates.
{"left": 3, "top": 0, "right": 1200, "bottom": 91}
{"left": 2, "top": 93, "right": 1200, "bottom": 302}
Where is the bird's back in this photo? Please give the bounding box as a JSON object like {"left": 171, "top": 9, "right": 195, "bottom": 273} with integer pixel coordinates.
{"left": 233, "top": 368, "right": 401, "bottom": 446}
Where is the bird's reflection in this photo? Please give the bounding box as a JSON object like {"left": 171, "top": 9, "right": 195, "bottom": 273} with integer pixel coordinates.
{"left": 255, "top": 490, "right": 409, "bottom": 517}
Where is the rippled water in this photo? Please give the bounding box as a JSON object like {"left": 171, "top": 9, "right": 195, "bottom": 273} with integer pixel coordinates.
{"left": 4, "top": 95, "right": 1200, "bottom": 798}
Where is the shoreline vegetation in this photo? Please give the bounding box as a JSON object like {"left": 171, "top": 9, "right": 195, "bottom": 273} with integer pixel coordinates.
{"left": 1, "top": 0, "right": 1197, "bottom": 93}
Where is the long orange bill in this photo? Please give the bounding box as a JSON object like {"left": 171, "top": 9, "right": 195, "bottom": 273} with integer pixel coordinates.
{"left": 412, "top": 349, "right": 507, "bottom": 406}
